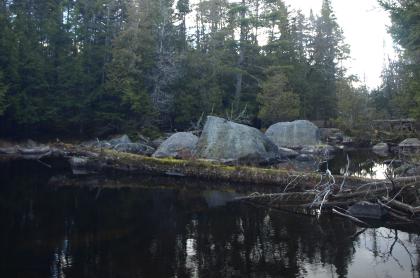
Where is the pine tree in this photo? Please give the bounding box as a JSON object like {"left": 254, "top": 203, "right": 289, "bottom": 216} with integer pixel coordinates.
{"left": 307, "top": 0, "right": 349, "bottom": 121}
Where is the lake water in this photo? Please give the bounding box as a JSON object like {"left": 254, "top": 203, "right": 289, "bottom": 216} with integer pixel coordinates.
{"left": 1, "top": 158, "right": 419, "bottom": 278}
{"left": 329, "top": 149, "right": 396, "bottom": 180}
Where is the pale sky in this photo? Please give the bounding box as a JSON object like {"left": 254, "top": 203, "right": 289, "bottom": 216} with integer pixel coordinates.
{"left": 284, "top": 0, "right": 395, "bottom": 88}
{"left": 187, "top": 0, "right": 395, "bottom": 89}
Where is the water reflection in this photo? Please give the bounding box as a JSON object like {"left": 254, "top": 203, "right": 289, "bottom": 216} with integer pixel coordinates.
{"left": 0, "top": 160, "right": 419, "bottom": 278}
{"left": 329, "top": 150, "right": 396, "bottom": 179}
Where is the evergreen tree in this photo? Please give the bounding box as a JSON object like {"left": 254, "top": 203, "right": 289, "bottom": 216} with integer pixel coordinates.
{"left": 258, "top": 70, "right": 300, "bottom": 125}
{"left": 379, "top": 0, "right": 420, "bottom": 119}
{"left": 307, "top": 0, "right": 348, "bottom": 121}
{"left": 0, "top": 0, "right": 369, "bottom": 137}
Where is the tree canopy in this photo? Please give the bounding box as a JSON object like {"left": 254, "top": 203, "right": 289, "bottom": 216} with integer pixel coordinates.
{"left": 0, "top": 0, "right": 414, "bottom": 138}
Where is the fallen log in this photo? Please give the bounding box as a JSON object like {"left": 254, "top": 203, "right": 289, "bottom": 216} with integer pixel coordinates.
{"left": 1, "top": 143, "right": 419, "bottom": 191}
{"left": 381, "top": 197, "right": 420, "bottom": 215}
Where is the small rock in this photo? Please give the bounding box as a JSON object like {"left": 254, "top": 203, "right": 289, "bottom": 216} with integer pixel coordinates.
{"left": 109, "top": 135, "right": 132, "bottom": 147}
{"left": 296, "top": 154, "right": 314, "bottom": 162}
{"left": 300, "top": 145, "right": 336, "bottom": 155}
{"left": 406, "top": 166, "right": 420, "bottom": 176}
{"left": 25, "top": 139, "right": 38, "bottom": 148}
{"left": 394, "top": 164, "right": 413, "bottom": 175}
{"left": 372, "top": 142, "right": 389, "bottom": 156}
{"left": 94, "top": 141, "right": 112, "bottom": 149}
{"left": 137, "top": 134, "right": 151, "bottom": 144}
{"left": 319, "top": 128, "right": 344, "bottom": 144}
{"left": 0, "top": 146, "right": 17, "bottom": 154}
{"left": 80, "top": 140, "right": 112, "bottom": 149}
{"left": 114, "top": 143, "right": 155, "bottom": 156}
{"left": 68, "top": 157, "right": 96, "bottom": 175}
{"left": 278, "top": 147, "right": 299, "bottom": 158}
{"left": 17, "top": 146, "right": 50, "bottom": 155}
{"left": 69, "top": 157, "right": 89, "bottom": 168}
{"left": 342, "top": 136, "right": 354, "bottom": 145}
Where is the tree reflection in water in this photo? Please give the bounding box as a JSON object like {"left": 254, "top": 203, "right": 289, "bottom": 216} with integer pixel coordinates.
{"left": 0, "top": 160, "right": 419, "bottom": 278}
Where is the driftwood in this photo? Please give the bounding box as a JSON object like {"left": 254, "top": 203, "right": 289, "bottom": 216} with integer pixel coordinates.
{"left": 381, "top": 197, "right": 420, "bottom": 215}
{"left": 0, "top": 142, "right": 400, "bottom": 189}
{"left": 332, "top": 208, "right": 369, "bottom": 226}
{"left": 0, "top": 142, "right": 418, "bottom": 190}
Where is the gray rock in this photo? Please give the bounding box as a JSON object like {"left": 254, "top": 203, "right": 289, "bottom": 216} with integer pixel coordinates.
{"left": 68, "top": 157, "right": 97, "bottom": 175}
{"left": 406, "top": 166, "right": 420, "bottom": 176}
{"left": 399, "top": 138, "right": 420, "bottom": 148}
{"left": 109, "top": 134, "right": 132, "bottom": 147}
{"left": 153, "top": 132, "right": 198, "bottom": 159}
{"left": 266, "top": 120, "right": 320, "bottom": 148}
{"left": 300, "top": 144, "right": 336, "bottom": 156}
{"left": 372, "top": 142, "right": 389, "bottom": 156}
{"left": 0, "top": 146, "right": 17, "bottom": 154}
{"left": 295, "top": 154, "right": 314, "bottom": 162}
{"left": 399, "top": 138, "right": 420, "bottom": 156}
{"left": 342, "top": 136, "right": 354, "bottom": 145}
{"left": 17, "top": 146, "right": 50, "bottom": 155}
{"left": 114, "top": 143, "right": 155, "bottom": 156}
{"left": 25, "top": 139, "right": 38, "bottom": 148}
{"left": 69, "top": 157, "right": 89, "bottom": 168}
{"left": 137, "top": 134, "right": 151, "bottom": 145}
{"left": 80, "top": 140, "right": 112, "bottom": 149}
{"left": 96, "top": 141, "right": 112, "bottom": 149}
{"left": 319, "top": 128, "right": 344, "bottom": 144}
{"left": 348, "top": 201, "right": 387, "bottom": 219}
{"left": 395, "top": 164, "right": 413, "bottom": 175}
{"left": 196, "top": 116, "right": 279, "bottom": 164}
{"left": 278, "top": 147, "right": 299, "bottom": 158}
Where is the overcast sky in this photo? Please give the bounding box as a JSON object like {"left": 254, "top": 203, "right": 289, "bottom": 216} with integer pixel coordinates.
{"left": 187, "top": 0, "right": 395, "bottom": 88}
{"left": 284, "top": 0, "right": 395, "bottom": 88}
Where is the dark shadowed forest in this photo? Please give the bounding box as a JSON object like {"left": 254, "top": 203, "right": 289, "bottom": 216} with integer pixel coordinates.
{"left": 0, "top": 0, "right": 418, "bottom": 138}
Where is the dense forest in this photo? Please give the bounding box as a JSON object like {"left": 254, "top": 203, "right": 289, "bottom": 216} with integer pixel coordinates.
{"left": 0, "top": 0, "right": 418, "bottom": 138}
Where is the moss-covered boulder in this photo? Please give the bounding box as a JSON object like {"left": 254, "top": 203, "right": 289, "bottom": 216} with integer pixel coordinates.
{"left": 196, "top": 116, "right": 279, "bottom": 164}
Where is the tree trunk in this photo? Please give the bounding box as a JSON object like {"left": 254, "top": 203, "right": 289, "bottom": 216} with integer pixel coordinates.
{"left": 234, "top": 0, "right": 246, "bottom": 109}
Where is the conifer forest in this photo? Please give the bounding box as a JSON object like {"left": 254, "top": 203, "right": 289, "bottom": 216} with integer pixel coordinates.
{"left": 0, "top": 0, "right": 418, "bottom": 138}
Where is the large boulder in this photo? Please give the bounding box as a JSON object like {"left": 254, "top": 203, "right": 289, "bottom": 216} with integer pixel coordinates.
{"left": 265, "top": 120, "right": 320, "bottom": 148}
{"left": 153, "top": 132, "right": 198, "bottom": 159}
{"left": 196, "top": 116, "right": 279, "bottom": 164}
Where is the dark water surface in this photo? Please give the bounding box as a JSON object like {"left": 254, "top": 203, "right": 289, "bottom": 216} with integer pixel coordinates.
{"left": 329, "top": 150, "right": 394, "bottom": 179}
{"left": 1, "top": 159, "right": 419, "bottom": 278}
